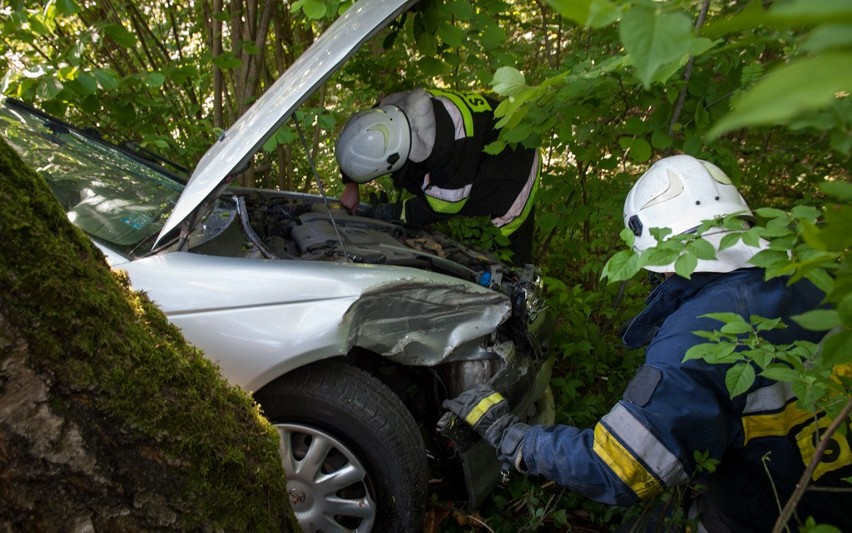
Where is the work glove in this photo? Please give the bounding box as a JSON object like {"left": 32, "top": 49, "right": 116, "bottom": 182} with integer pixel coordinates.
{"left": 368, "top": 191, "right": 390, "bottom": 206}
{"left": 372, "top": 202, "right": 403, "bottom": 222}
{"left": 440, "top": 384, "right": 529, "bottom": 476}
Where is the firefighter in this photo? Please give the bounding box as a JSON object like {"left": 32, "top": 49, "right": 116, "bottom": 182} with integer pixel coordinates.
{"left": 334, "top": 87, "right": 540, "bottom": 265}
{"left": 441, "top": 155, "right": 852, "bottom": 531}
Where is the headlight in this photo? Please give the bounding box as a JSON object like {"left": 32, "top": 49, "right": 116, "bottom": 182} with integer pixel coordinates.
{"left": 511, "top": 266, "right": 547, "bottom": 326}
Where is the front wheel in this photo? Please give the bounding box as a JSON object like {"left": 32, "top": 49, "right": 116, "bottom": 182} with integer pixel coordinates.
{"left": 255, "top": 360, "right": 428, "bottom": 532}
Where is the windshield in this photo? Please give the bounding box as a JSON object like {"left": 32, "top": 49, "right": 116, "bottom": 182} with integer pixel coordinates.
{"left": 0, "top": 100, "right": 184, "bottom": 254}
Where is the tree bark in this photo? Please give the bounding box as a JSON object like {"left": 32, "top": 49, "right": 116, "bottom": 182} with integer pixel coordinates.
{"left": 0, "top": 138, "right": 296, "bottom": 531}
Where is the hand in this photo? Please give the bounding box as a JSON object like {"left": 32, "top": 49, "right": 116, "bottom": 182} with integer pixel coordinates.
{"left": 440, "top": 384, "right": 529, "bottom": 474}
{"left": 373, "top": 202, "right": 403, "bottom": 222}
{"left": 340, "top": 181, "right": 360, "bottom": 213}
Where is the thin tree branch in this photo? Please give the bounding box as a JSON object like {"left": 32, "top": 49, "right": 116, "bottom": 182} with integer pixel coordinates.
{"left": 668, "top": 0, "right": 711, "bottom": 136}
{"left": 772, "top": 397, "right": 852, "bottom": 533}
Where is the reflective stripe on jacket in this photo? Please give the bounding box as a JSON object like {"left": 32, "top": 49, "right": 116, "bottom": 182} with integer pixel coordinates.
{"left": 521, "top": 269, "right": 851, "bottom": 530}
{"left": 385, "top": 88, "right": 538, "bottom": 237}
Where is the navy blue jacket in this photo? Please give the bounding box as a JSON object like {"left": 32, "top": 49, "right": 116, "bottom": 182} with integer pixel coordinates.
{"left": 522, "top": 269, "right": 851, "bottom": 531}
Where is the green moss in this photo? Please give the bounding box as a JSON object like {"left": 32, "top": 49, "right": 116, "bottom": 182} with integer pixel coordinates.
{"left": 0, "top": 137, "right": 297, "bottom": 530}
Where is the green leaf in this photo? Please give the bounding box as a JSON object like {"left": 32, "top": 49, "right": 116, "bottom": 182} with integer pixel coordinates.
{"left": 619, "top": 7, "right": 695, "bottom": 88}
{"left": 804, "top": 268, "right": 836, "bottom": 295}
{"left": 546, "top": 0, "right": 620, "bottom": 29}
{"left": 792, "top": 309, "right": 842, "bottom": 331}
{"left": 803, "top": 24, "right": 852, "bottom": 53}
{"left": 417, "top": 56, "right": 444, "bottom": 76}
{"left": 448, "top": 0, "right": 474, "bottom": 20}
{"left": 770, "top": 0, "right": 852, "bottom": 25}
{"left": 28, "top": 15, "right": 50, "bottom": 36}
{"left": 674, "top": 252, "right": 698, "bottom": 279}
{"left": 68, "top": 72, "right": 98, "bottom": 96}
{"left": 755, "top": 207, "right": 787, "bottom": 219}
{"left": 686, "top": 238, "right": 717, "bottom": 260}
{"left": 317, "top": 114, "right": 336, "bottom": 130}
{"left": 748, "top": 249, "right": 789, "bottom": 270}
{"left": 838, "top": 293, "right": 852, "bottom": 325}
{"left": 726, "top": 363, "right": 756, "bottom": 398}
{"left": 619, "top": 136, "right": 652, "bottom": 163}
{"left": 145, "top": 72, "right": 165, "bottom": 88}
{"left": 212, "top": 52, "right": 242, "bottom": 70}
{"left": 503, "top": 124, "right": 532, "bottom": 143}
{"left": 644, "top": 246, "right": 681, "bottom": 266}
{"left": 752, "top": 316, "right": 786, "bottom": 332}
{"left": 103, "top": 23, "right": 136, "bottom": 48}
{"left": 822, "top": 329, "right": 852, "bottom": 367}
{"left": 820, "top": 205, "right": 852, "bottom": 251}
{"left": 293, "top": 0, "right": 327, "bottom": 19}
{"left": 760, "top": 365, "right": 800, "bottom": 383}
{"left": 56, "top": 0, "right": 81, "bottom": 16}
{"left": 683, "top": 342, "right": 737, "bottom": 363}
{"left": 480, "top": 22, "right": 507, "bottom": 49}
{"left": 36, "top": 76, "right": 63, "bottom": 99}
{"left": 821, "top": 180, "right": 852, "bottom": 201}
{"left": 262, "top": 136, "right": 278, "bottom": 152}
{"left": 491, "top": 67, "right": 527, "bottom": 97}
{"left": 437, "top": 21, "right": 465, "bottom": 47}
{"left": 242, "top": 40, "right": 260, "bottom": 56}
{"left": 619, "top": 227, "right": 635, "bottom": 247}
{"left": 720, "top": 321, "right": 752, "bottom": 335}
{"left": 601, "top": 249, "right": 644, "bottom": 282}
{"left": 649, "top": 227, "right": 672, "bottom": 243}
{"left": 791, "top": 205, "right": 822, "bottom": 221}
{"left": 706, "top": 0, "right": 852, "bottom": 37}
{"left": 719, "top": 232, "right": 742, "bottom": 251}
{"left": 651, "top": 129, "right": 672, "bottom": 149}
{"left": 701, "top": 312, "right": 743, "bottom": 324}
{"left": 708, "top": 51, "right": 852, "bottom": 138}
{"left": 93, "top": 68, "right": 118, "bottom": 91}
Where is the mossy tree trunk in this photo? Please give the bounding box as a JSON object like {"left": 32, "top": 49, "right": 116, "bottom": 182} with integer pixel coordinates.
{"left": 0, "top": 138, "right": 297, "bottom": 530}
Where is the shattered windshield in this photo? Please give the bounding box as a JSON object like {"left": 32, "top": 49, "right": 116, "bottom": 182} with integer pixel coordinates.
{"left": 0, "top": 101, "right": 184, "bottom": 254}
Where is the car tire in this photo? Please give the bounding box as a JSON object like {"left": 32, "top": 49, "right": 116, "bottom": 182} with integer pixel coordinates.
{"left": 255, "top": 360, "right": 428, "bottom": 532}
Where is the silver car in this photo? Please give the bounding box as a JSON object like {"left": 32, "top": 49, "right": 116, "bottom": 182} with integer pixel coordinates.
{"left": 0, "top": 0, "right": 553, "bottom": 530}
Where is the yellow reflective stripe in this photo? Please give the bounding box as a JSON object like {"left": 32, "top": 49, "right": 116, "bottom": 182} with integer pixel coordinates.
{"left": 742, "top": 400, "right": 814, "bottom": 444}
{"left": 497, "top": 151, "right": 541, "bottom": 237}
{"left": 601, "top": 403, "right": 688, "bottom": 486}
{"left": 464, "top": 392, "right": 504, "bottom": 426}
{"left": 427, "top": 89, "right": 486, "bottom": 137}
{"left": 796, "top": 415, "right": 852, "bottom": 481}
{"left": 593, "top": 423, "right": 662, "bottom": 499}
{"left": 426, "top": 194, "right": 468, "bottom": 214}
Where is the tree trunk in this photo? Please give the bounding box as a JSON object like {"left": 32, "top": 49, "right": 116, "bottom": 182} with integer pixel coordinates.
{"left": 0, "top": 138, "right": 297, "bottom": 531}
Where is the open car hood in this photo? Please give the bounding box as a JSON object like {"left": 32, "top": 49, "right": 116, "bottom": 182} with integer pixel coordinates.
{"left": 156, "top": 0, "right": 418, "bottom": 246}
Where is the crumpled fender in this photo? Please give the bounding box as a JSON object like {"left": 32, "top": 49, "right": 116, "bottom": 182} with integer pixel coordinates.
{"left": 341, "top": 280, "right": 510, "bottom": 365}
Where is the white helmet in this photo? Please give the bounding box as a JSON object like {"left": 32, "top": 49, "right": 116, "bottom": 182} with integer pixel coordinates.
{"left": 335, "top": 104, "right": 411, "bottom": 183}
{"left": 624, "top": 155, "right": 769, "bottom": 273}
{"left": 624, "top": 155, "right": 762, "bottom": 273}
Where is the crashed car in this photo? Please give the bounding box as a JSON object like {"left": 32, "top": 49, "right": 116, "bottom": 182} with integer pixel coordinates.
{"left": 0, "top": 0, "right": 553, "bottom": 530}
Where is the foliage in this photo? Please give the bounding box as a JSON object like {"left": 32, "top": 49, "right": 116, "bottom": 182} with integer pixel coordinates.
{"left": 3, "top": 0, "right": 851, "bottom": 530}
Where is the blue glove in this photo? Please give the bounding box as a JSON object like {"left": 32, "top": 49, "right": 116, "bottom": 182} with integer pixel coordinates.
{"left": 441, "top": 384, "right": 529, "bottom": 474}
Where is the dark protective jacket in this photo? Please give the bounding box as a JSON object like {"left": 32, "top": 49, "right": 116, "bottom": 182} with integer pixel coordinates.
{"left": 521, "top": 268, "right": 851, "bottom": 531}
{"left": 382, "top": 88, "right": 539, "bottom": 263}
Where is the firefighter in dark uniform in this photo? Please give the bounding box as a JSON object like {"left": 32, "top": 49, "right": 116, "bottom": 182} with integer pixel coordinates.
{"left": 335, "top": 87, "right": 540, "bottom": 265}
{"left": 440, "top": 155, "right": 852, "bottom": 531}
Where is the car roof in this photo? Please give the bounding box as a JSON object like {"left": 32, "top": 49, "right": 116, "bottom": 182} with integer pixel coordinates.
{"left": 156, "top": 0, "right": 419, "bottom": 246}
